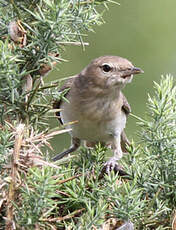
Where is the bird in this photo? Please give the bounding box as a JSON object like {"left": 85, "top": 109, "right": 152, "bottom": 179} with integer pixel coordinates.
{"left": 52, "top": 55, "right": 143, "bottom": 171}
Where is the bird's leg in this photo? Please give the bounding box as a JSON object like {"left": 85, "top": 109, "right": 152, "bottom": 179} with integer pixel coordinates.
{"left": 52, "top": 137, "right": 80, "bottom": 161}
{"left": 105, "top": 133, "right": 123, "bottom": 172}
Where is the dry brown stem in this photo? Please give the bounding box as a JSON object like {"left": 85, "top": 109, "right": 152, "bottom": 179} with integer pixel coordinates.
{"left": 172, "top": 210, "right": 176, "bottom": 230}
{"left": 5, "top": 124, "right": 25, "bottom": 230}
{"left": 57, "top": 173, "right": 82, "bottom": 185}
{"left": 42, "top": 208, "right": 85, "bottom": 223}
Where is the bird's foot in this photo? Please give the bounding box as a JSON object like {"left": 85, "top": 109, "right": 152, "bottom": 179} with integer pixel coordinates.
{"left": 104, "top": 156, "right": 120, "bottom": 173}
{"left": 99, "top": 157, "right": 132, "bottom": 180}
{"left": 102, "top": 156, "right": 130, "bottom": 178}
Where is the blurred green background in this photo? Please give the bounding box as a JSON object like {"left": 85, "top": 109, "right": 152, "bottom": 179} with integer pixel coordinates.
{"left": 47, "top": 0, "right": 176, "bottom": 155}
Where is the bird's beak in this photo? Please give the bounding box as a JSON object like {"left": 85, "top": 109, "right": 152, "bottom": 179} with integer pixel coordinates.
{"left": 121, "top": 67, "right": 144, "bottom": 78}
{"left": 131, "top": 67, "right": 144, "bottom": 75}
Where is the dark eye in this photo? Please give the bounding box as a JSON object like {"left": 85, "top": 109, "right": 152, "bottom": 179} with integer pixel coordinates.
{"left": 101, "top": 64, "right": 112, "bottom": 72}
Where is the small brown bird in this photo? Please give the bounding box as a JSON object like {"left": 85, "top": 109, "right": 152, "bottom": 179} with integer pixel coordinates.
{"left": 52, "top": 56, "right": 143, "bottom": 171}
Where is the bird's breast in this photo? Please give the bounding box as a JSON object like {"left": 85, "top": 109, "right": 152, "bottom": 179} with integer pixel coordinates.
{"left": 60, "top": 94, "right": 127, "bottom": 142}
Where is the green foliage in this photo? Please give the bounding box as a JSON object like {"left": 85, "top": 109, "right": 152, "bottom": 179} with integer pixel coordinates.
{"left": 0, "top": 0, "right": 106, "bottom": 75}
{"left": 12, "top": 76, "right": 176, "bottom": 229}
{"left": 0, "top": 0, "right": 110, "bottom": 125}
{"left": 139, "top": 75, "right": 176, "bottom": 208}
{"left": 1, "top": 75, "right": 175, "bottom": 229}
{"left": 16, "top": 167, "right": 60, "bottom": 228}
{"left": 0, "top": 124, "right": 13, "bottom": 172}
{"left": 0, "top": 0, "right": 175, "bottom": 229}
{"left": 0, "top": 40, "right": 21, "bottom": 120}
{"left": 122, "top": 75, "right": 176, "bottom": 229}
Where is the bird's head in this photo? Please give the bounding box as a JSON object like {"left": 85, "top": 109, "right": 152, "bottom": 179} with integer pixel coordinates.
{"left": 82, "top": 56, "right": 144, "bottom": 89}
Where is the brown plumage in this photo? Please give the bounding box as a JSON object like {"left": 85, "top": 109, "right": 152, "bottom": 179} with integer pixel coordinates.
{"left": 53, "top": 77, "right": 131, "bottom": 151}
{"left": 52, "top": 56, "right": 143, "bottom": 171}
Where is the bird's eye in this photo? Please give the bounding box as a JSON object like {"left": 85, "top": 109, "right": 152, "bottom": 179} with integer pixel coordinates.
{"left": 101, "top": 64, "right": 112, "bottom": 72}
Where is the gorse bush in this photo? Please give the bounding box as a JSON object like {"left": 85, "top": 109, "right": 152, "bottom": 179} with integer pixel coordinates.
{"left": 0, "top": 0, "right": 109, "bottom": 124}
{"left": 0, "top": 0, "right": 175, "bottom": 229}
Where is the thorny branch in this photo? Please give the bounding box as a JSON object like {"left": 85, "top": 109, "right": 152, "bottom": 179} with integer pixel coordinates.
{"left": 6, "top": 124, "right": 25, "bottom": 230}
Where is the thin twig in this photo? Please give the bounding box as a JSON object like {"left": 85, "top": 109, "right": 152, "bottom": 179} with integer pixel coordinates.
{"left": 41, "top": 208, "right": 85, "bottom": 222}
{"left": 57, "top": 174, "right": 82, "bottom": 185}
{"left": 57, "top": 41, "right": 89, "bottom": 46}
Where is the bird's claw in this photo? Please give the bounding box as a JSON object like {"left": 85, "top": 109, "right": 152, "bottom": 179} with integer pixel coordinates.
{"left": 105, "top": 158, "right": 119, "bottom": 173}
{"left": 102, "top": 157, "right": 131, "bottom": 178}
{"left": 104, "top": 156, "right": 122, "bottom": 173}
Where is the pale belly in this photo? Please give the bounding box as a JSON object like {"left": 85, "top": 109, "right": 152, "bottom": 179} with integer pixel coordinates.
{"left": 61, "top": 105, "right": 126, "bottom": 142}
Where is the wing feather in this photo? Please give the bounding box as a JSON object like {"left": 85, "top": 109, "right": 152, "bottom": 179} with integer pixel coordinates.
{"left": 121, "top": 94, "right": 131, "bottom": 115}
{"left": 53, "top": 76, "right": 76, "bottom": 124}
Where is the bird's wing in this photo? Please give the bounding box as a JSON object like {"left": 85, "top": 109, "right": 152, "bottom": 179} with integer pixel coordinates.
{"left": 121, "top": 130, "right": 130, "bottom": 152}
{"left": 53, "top": 76, "right": 76, "bottom": 124}
{"left": 121, "top": 94, "right": 131, "bottom": 152}
{"left": 121, "top": 93, "right": 131, "bottom": 115}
